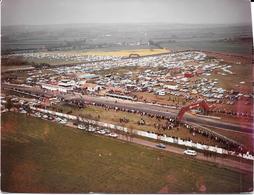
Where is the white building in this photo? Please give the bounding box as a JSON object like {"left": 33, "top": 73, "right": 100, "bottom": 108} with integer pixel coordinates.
{"left": 41, "top": 84, "right": 73, "bottom": 93}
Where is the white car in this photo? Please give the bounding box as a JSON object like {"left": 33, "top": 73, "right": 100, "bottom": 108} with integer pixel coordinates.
{"left": 34, "top": 113, "right": 41, "bottom": 117}
{"left": 184, "top": 149, "right": 197, "bottom": 156}
{"left": 156, "top": 143, "right": 166, "bottom": 149}
{"left": 55, "top": 117, "right": 62, "bottom": 122}
{"left": 88, "top": 127, "right": 96, "bottom": 132}
{"left": 1, "top": 109, "right": 8, "bottom": 113}
{"left": 97, "top": 130, "right": 106, "bottom": 135}
{"left": 109, "top": 133, "right": 118, "bottom": 138}
{"left": 20, "top": 110, "right": 27, "bottom": 114}
{"left": 59, "top": 119, "right": 67, "bottom": 124}
{"left": 42, "top": 114, "right": 48, "bottom": 119}
{"left": 78, "top": 124, "right": 86, "bottom": 130}
{"left": 104, "top": 129, "right": 111, "bottom": 134}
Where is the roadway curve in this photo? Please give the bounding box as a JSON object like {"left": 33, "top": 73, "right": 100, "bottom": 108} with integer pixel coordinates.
{"left": 2, "top": 83, "right": 253, "bottom": 134}
{"left": 66, "top": 93, "right": 253, "bottom": 134}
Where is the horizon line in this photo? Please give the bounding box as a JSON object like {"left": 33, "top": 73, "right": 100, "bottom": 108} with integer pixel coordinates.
{"left": 2, "top": 22, "right": 252, "bottom": 27}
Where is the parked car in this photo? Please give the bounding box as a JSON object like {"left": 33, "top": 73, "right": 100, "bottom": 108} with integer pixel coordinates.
{"left": 1, "top": 109, "right": 8, "bottom": 113}
{"left": 104, "top": 129, "right": 111, "bottom": 134}
{"left": 156, "top": 143, "right": 166, "bottom": 149}
{"left": 42, "top": 114, "right": 48, "bottom": 119}
{"left": 48, "top": 116, "right": 54, "bottom": 120}
{"left": 20, "top": 109, "right": 27, "bottom": 114}
{"left": 88, "top": 126, "right": 96, "bottom": 132}
{"left": 59, "top": 119, "right": 67, "bottom": 124}
{"left": 78, "top": 124, "right": 86, "bottom": 130}
{"left": 35, "top": 112, "right": 41, "bottom": 118}
{"left": 109, "top": 133, "right": 118, "bottom": 138}
{"left": 55, "top": 117, "right": 62, "bottom": 122}
{"left": 183, "top": 149, "right": 197, "bottom": 156}
{"left": 97, "top": 130, "right": 106, "bottom": 135}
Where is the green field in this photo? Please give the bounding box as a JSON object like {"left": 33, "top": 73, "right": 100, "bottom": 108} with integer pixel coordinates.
{"left": 1, "top": 112, "right": 253, "bottom": 193}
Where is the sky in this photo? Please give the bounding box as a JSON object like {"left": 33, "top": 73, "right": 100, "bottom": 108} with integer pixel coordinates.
{"left": 1, "top": 0, "right": 252, "bottom": 26}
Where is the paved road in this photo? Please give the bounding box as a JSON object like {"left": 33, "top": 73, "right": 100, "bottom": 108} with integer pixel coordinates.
{"left": 64, "top": 122, "right": 253, "bottom": 173}
{"left": 67, "top": 93, "right": 253, "bottom": 134}
{"left": 3, "top": 83, "right": 253, "bottom": 134}
{"left": 117, "top": 134, "right": 253, "bottom": 173}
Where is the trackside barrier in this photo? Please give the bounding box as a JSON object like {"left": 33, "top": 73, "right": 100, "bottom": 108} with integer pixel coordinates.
{"left": 30, "top": 107, "right": 254, "bottom": 161}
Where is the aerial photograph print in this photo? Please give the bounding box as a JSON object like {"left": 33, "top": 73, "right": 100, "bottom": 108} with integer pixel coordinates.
{"left": 1, "top": 0, "right": 253, "bottom": 193}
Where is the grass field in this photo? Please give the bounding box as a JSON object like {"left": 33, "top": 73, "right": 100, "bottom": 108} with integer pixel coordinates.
{"left": 46, "top": 48, "right": 170, "bottom": 57}
{"left": 23, "top": 49, "right": 170, "bottom": 65}
{"left": 206, "top": 63, "right": 252, "bottom": 92}
{"left": 80, "top": 48, "right": 170, "bottom": 57}
{"left": 1, "top": 112, "right": 253, "bottom": 193}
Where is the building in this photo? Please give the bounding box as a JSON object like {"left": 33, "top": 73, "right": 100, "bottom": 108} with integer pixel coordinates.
{"left": 41, "top": 83, "right": 72, "bottom": 93}
{"left": 82, "top": 83, "right": 102, "bottom": 92}
{"left": 106, "top": 93, "right": 135, "bottom": 101}
{"left": 77, "top": 73, "right": 99, "bottom": 79}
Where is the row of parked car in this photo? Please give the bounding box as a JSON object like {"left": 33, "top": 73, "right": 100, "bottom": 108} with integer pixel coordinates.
{"left": 32, "top": 112, "right": 68, "bottom": 124}
{"left": 17, "top": 107, "right": 193, "bottom": 155}
{"left": 31, "top": 110, "right": 119, "bottom": 138}
{"left": 12, "top": 104, "right": 119, "bottom": 140}
{"left": 77, "top": 124, "right": 118, "bottom": 138}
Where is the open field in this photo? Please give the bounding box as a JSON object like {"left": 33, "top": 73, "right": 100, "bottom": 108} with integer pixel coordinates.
{"left": 78, "top": 48, "right": 170, "bottom": 57}
{"left": 205, "top": 51, "right": 251, "bottom": 64}
{"left": 206, "top": 63, "right": 252, "bottom": 92}
{"left": 33, "top": 48, "right": 170, "bottom": 57}
{"left": 17, "top": 48, "right": 170, "bottom": 65}
{"left": 133, "top": 91, "right": 188, "bottom": 106}
{"left": 1, "top": 112, "right": 253, "bottom": 193}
